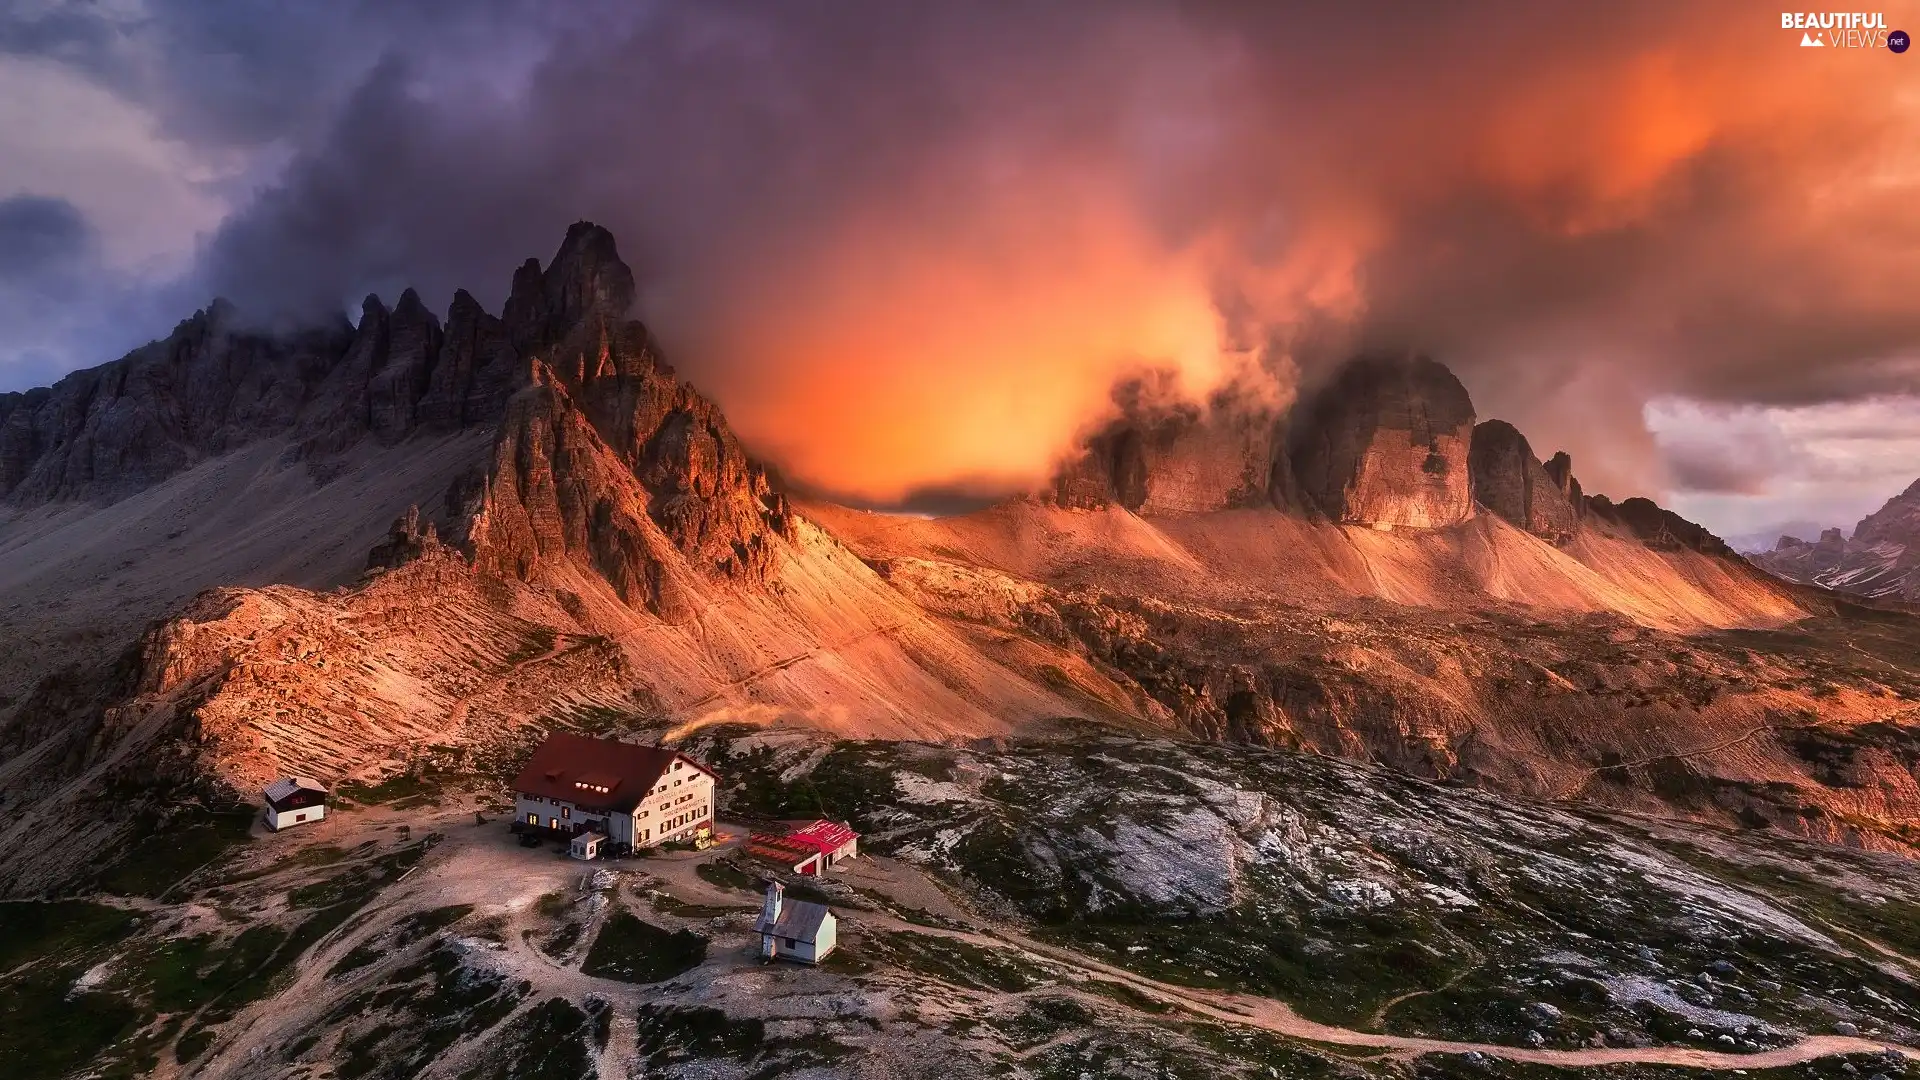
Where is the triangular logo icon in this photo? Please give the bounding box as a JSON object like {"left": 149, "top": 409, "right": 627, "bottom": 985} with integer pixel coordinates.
{"left": 1801, "top": 31, "right": 1824, "bottom": 46}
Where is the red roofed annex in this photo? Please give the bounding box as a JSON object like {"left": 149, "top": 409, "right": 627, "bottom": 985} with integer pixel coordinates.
{"left": 511, "top": 732, "right": 716, "bottom": 857}
{"left": 746, "top": 818, "right": 860, "bottom": 876}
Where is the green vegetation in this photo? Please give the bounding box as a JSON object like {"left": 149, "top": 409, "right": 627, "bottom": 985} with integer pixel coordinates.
{"left": 987, "top": 995, "right": 1092, "bottom": 1049}
{"left": 633, "top": 1004, "right": 861, "bottom": 1078}
{"left": 329, "top": 904, "right": 474, "bottom": 977}
{"left": 94, "top": 803, "right": 257, "bottom": 898}
{"left": 713, "top": 742, "right": 900, "bottom": 828}
{"left": 335, "top": 772, "right": 443, "bottom": 807}
{"left": 174, "top": 1024, "right": 215, "bottom": 1064}
{"left": 870, "top": 931, "right": 1043, "bottom": 993}
{"left": 457, "top": 997, "right": 596, "bottom": 1080}
{"left": 636, "top": 1005, "right": 766, "bottom": 1069}
{"left": 325, "top": 943, "right": 527, "bottom": 1079}
{"left": 0, "top": 902, "right": 146, "bottom": 1078}
{"left": 0, "top": 900, "right": 139, "bottom": 975}
{"left": 0, "top": 971, "right": 143, "bottom": 1079}
{"left": 649, "top": 892, "right": 746, "bottom": 919}
{"left": 1650, "top": 837, "right": 1920, "bottom": 963}
{"left": 581, "top": 910, "right": 708, "bottom": 983}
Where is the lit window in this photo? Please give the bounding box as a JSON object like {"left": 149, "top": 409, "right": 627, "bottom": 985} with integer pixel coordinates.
{"left": 562, "top": 807, "right": 571, "bottom": 820}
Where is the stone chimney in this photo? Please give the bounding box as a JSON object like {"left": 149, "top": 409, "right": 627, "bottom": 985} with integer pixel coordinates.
{"left": 761, "top": 880, "right": 784, "bottom": 925}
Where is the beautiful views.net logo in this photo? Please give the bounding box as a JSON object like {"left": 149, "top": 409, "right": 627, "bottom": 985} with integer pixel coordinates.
{"left": 1782, "top": 11, "right": 1909, "bottom": 50}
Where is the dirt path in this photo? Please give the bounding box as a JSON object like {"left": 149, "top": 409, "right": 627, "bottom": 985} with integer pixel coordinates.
{"left": 815, "top": 854, "right": 1920, "bottom": 1070}
{"left": 673, "top": 621, "right": 905, "bottom": 718}
{"left": 860, "top": 908, "right": 1920, "bottom": 1068}
{"left": 1554, "top": 726, "right": 1776, "bottom": 801}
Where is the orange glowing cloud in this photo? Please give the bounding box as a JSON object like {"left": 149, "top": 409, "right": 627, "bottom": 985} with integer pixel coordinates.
{"left": 200, "top": 2, "right": 1920, "bottom": 509}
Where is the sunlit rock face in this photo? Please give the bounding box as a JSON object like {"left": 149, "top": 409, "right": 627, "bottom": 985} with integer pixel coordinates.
{"left": 1288, "top": 355, "right": 1476, "bottom": 529}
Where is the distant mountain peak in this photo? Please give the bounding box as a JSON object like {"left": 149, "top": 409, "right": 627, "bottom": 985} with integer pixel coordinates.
{"left": 1754, "top": 475, "right": 1920, "bottom": 601}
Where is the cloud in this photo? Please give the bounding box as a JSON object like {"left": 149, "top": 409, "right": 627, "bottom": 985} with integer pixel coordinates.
{"left": 5, "top": 1, "right": 1920, "bottom": 524}
{"left": 1654, "top": 395, "right": 1920, "bottom": 539}
{"left": 0, "top": 194, "right": 91, "bottom": 280}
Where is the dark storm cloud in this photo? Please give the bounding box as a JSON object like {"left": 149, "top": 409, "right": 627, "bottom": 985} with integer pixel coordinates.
{"left": 0, "top": 195, "right": 92, "bottom": 280}
{"left": 9, "top": 0, "right": 1920, "bottom": 506}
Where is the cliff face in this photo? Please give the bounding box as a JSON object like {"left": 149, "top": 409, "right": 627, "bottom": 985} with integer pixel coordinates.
{"left": 1856, "top": 479, "right": 1920, "bottom": 546}
{"left": 1288, "top": 355, "right": 1477, "bottom": 529}
{"left": 1048, "top": 401, "right": 1294, "bottom": 514}
{"left": 0, "top": 283, "right": 537, "bottom": 504}
{"left": 447, "top": 225, "right": 795, "bottom": 609}
{"left": 1468, "top": 420, "right": 1581, "bottom": 541}
{"left": 0, "top": 305, "right": 354, "bottom": 501}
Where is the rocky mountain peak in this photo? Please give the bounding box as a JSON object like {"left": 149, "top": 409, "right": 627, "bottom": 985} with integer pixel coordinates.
{"left": 1542, "top": 451, "right": 1584, "bottom": 509}
{"left": 1752, "top": 476, "right": 1920, "bottom": 602}
{"left": 504, "top": 220, "right": 638, "bottom": 352}
{"left": 1288, "top": 354, "right": 1476, "bottom": 528}
{"left": 1583, "top": 495, "right": 1732, "bottom": 555}
{"left": 1853, "top": 478, "right": 1920, "bottom": 546}
{"left": 1468, "top": 420, "right": 1581, "bottom": 541}
{"left": 1047, "top": 385, "right": 1294, "bottom": 515}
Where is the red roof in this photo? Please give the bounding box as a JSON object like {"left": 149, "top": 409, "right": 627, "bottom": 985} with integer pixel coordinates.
{"left": 771, "top": 819, "right": 858, "bottom": 855}
{"left": 511, "top": 732, "right": 714, "bottom": 812}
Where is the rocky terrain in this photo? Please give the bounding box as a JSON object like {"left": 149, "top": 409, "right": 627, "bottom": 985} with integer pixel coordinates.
{"left": 2, "top": 224, "right": 1919, "bottom": 1077}
{"left": 2, "top": 729, "right": 1917, "bottom": 1080}
{"left": 1753, "top": 482, "right": 1920, "bottom": 603}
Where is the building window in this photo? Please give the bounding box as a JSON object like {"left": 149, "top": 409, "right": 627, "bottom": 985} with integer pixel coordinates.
{"left": 561, "top": 806, "right": 571, "bottom": 820}
{"left": 549, "top": 818, "right": 558, "bottom": 830}
{"left": 526, "top": 812, "right": 537, "bottom": 825}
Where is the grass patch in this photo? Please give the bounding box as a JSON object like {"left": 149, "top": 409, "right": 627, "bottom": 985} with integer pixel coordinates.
{"left": 328, "top": 942, "right": 527, "bottom": 1079}
{"left": 0, "top": 900, "right": 139, "bottom": 976}
{"left": 335, "top": 773, "right": 442, "bottom": 807}
{"left": 0, "top": 970, "right": 144, "bottom": 1079}
{"left": 581, "top": 911, "right": 708, "bottom": 983}
{"left": 636, "top": 1005, "right": 766, "bottom": 1069}
{"left": 94, "top": 804, "right": 257, "bottom": 898}
{"left": 650, "top": 892, "right": 747, "bottom": 919}
{"left": 874, "top": 931, "right": 1041, "bottom": 992}
{"left": 174, "top": 1023, "right": 216, "bottom": 1064}
{"left": 329, "top": 904, "right": 474, "bottom": 977}
{"left": 458, "top": 997, "right": 595, "bottom": 1080}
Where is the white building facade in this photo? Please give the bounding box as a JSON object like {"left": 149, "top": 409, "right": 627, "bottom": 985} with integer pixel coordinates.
{"left": 263, "top": 777, "right": 328, "bottom": 831}
{"left": 511, "top": 733, "right": 716, "bottom": 856}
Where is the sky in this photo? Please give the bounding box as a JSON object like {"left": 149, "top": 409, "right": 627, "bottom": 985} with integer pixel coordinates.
{"left": 2, "top": 1, "right": 1918, "bottom": 540}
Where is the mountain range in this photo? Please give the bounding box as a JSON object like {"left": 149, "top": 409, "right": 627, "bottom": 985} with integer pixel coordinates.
{"left": 1749, "top": 482, "right": 1920, "bottom": 603}
{"left": 1, "top": 224, "right": 1916, "bottom": 890}
{"left": 6, "top": 224, "right": 1920, "bottom": 1079}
